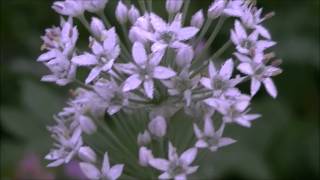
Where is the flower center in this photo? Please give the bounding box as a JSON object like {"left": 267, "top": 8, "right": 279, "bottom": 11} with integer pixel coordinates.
{"left": 160, "top": 31, "right": 176, "bottom": 44}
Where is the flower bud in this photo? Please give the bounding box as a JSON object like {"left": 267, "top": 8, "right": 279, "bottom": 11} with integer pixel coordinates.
{"left": 128, "top": 5, "right": 140, "bottom": 24}
{"left": 52, "top": 0, "right": 84, "bottom": 17}
{"left": 137, "top": 130, "right": 151, "bottom": 146}
{"left": 79, "top": 115, "right": 97, "bottom": 134}
{"left": 208, "top": 0, "right": 226, "bottom": 19}
{"left": 139, "top": 147, "right": 153, "bottom": 166}
{"left": 165, "top": 0, "right": 183, "bottom": 14}
{"left": 115, "top": 1, "right": 128, "bottom": 24}
{"left": 148, "top": 116, "right": 167, "bottom": 138}
{"left": 78, "top": 146, "right": 97, "bottom": 163}
{"left": 83, "top": 0, "right": 108, "bottom": 13}
{"left": 90, "top": 17, "right": 105, "bottom": 38}
{"left": 191, "top": 10, "right": 205, "bottom": 28}
{"left": 176, "top": 45, "right": 194, "bottom": 68}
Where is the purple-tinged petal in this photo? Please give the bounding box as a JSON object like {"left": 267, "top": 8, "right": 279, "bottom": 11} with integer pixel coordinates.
{"left": 175, "top": 174, "right": 187, "bottom": 180}
{"left": 208, "top": 61, "right": 217, "bottom": 78}
{"left": 195, "top": 140, "right": 208, "bottom": 148}
{"left": 159, "top": 172, "right": 171, "bottom": 179}
{"left": 235, "top": 20, "right": 247, "bottom": 39}
{"left": 250, "top": 78, "right": 261, "bottom": 96}
{"left": 115, "top": 63, "right": 137, "bottom": 74}
{"left": 149, "top": 51, "right": 165, "bottom": 66}
{"left": 151, "top": 42, "right": 167, "bottom": 52}
{"left": 204, "top": 118, "right": 215, "bottom": 136}
{"left": 72, "top": 53, "right": 97, "bottom": 66}
{"left": 180, "top": 148, "right": 197, "bottom": 165}
{"left": 103, "top": 28, "right": 117, "bottom": 50}
{"left": 218, "top": 137, "right": 236, "bottom": 147}
{"left": 193, "top": 124, "right": 202, "bottom": 138}
{"left": 102, "top": 152, "right": 110, "bottom": 173}
{"left": 132, "top": 42, "right": 147, "bottom": 65}
{"left": 150, "top": 13, "right": 167, "bottom": 32}
{"left": 200, "top": 77, "right": 212, "bottom": 90}
{"left": 106, "top": 164, "right": 124, "bottom": 180}
{"left": 237, "top": 62, "right": 254, "bottom": 75}
{"left": 234, "top": 53, "right": 251, "bottom": 62}
{"left": 153, "top": 66, "right": 176, "bottom": 79}
{"left": 255, "top": 25, "right": 271, "bottom": 39}
{"left": 37, "top": 50, "right": 58, "bottom": 62}
{"left": 149, "top": 159, "right": 170, "bottom": 171}
{"left": 85, "top": 67, "right": 102, "bottom": 84}
{"left": 177, "top": 27, "right": 199, "bottom": 41}
{"left": 263, "top": 78, "right": 277, "bottom": 98}
{"left": 219, "top": 58, "right": 234, "bottom": 79}
{"left": 79, "top": 163, "right": 100, "bottom": 179}
{"left": 122, "top": 74, "right": 142, "bottom": 92}
{"left": 144, "top": 79, "right": 154, "bottom": 99}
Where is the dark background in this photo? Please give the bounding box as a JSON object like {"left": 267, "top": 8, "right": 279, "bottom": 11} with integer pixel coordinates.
{"left": 1, "top": 0, "right": 319, "bottom": 179}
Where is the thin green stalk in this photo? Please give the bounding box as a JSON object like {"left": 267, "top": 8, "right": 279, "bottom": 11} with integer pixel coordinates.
{"left": 97, "top": 11, "right": 111, "bottom": 28}
{"left": 146, "top": 0, "right": 152, "bottom": 12}
{"left": 181, "top": 0, "right": 191, "bottom": 25}
{"left": 193, "top": 18, "right": 213, "bottom": 47}
{"left": 121, "top": 24, "right": 132, "bottom": 49}
{"left": 137, "top": 0, "right": 147, "bottom": 14}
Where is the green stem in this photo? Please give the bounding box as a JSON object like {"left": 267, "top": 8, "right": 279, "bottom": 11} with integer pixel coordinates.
{"left": 193, "top": 18, "right": 213, "bottom": 47}
{"left": 181, "top": 0, "right": 191, "bottom": 25}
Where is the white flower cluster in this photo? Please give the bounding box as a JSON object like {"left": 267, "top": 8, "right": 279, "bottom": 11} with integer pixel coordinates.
{"left": 38, "top": 0, "right": 282, "bottom": 179}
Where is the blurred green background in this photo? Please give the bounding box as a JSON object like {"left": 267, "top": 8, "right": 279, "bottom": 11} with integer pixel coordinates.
{"left": 0, "top": 0, "right": 319, "bottom": 179}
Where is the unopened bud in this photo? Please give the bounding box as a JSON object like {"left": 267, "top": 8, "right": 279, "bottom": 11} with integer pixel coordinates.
{"left": 52, "top": 0, "right": 84, "bottom": 17}
{"left": 78, "top": 146, "right": 97, "bottom": 163}
{"left": 137, "top": 130, "right": 151, "bottom": 146}
{"left": 176, "top": 45, "right": 194, "bottom": 68}
{"left": 115, "top": 1, "right": 128, "bottom": 24}
{"left": 166, "top": 0, "right": 183, "bottom": 14}
{"left": 128, "top": 5, "right": 140, "bottom": 24}
{"left": 208, "top": 0, "right": 226, "bottom": 19}
{"left": 90, "top": 17, "right": 105, "bottom": 38}
{"left": 191, "top": 10, "right": 205, "bottom": 28}
{"left": 148, "top": 116, "right": 167, "bottom": 138}
{"left": 83, "top": 0, "right": 108, "bottom": 13}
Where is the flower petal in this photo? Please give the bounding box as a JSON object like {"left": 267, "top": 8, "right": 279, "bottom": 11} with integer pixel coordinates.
{"left": 180, "top": 148, "right": 197, "bottom": 165}
{"left": 250, "top": 78, "right": 261, "bottom": 96}
{"left": 132, "top": 42, "right": 147, "bottom": 65}
{"left": 102, "top": 152, "right": 110, "bottom": 173}
{"left": 106, "top": 164, "right": 124, "bottom": 180}
{"left": 122, "top": 74, "right": 142, "bottom": 92}
{"left": 263, "top": 78, "right": 277, "bottom": 98}
{"left": 153, "top": 66, "right": 176, "bottom": 79}
{"left": 204, "top": 118, "right": 215, "bottom": 136}
{"left": 237, "top": 62, "right": 254, "bottom": 75}
{"left": 85, "top": 67, "right": 102, "bottom": 84}
{"left": 150, "top": 13, "right": 167, "bottom": 32}
{"left": 144, "top": 79, "right": 154, "bottom": 99}
{"left": 72, "top": 53, "right": 97, "bottom": 66}
{"left": 219, "top": 58, "right": 234, "bottom": 79}
{"left": 79, "top": 162, "right": 101, "bottom": 179}
{"left": 177, "top": 27, "right": 199, "bottom": 41}
{"left": 200, "top": 77, "right": 212, "bottom": 89}
{"left": 218, "top": 137, "right": 236, "bottom": 147}
{"left": 149, "top": 158, "right": 170, "bottom": 171}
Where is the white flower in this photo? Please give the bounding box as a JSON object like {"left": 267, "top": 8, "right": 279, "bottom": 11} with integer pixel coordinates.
{"left": 193, "top": 118, "right": 236, "bottom": 151}
{"left": 235, "top": 53, "right": 282, "bottom": 98}
{"left": 118, "top": 42, "right": 176, "bottom": 98}
{"left": 72, "top": 27, "right": 120, "bottom": 84}
{"left": 149, "top": 142, "right": 198, "bottom": 180}
{"left": 80, "top": 152, "right": 124, "bottom": 180}
{"left": 166, "top": 0, "right": 184, "bottom": 14}
{"left": 200, "top": 59, "right": 243, "bottom": 97}
{"left": 148, "top": 116, "right": 167, "bottom": 138}
{"left": 231, "top": 20, "right": 276, "bottom": 55}
{"left": 52, "top": 0, "right": 84, "bottom": 17}
{"left": 45, "top": 117, "right": 83, "bottom": 167}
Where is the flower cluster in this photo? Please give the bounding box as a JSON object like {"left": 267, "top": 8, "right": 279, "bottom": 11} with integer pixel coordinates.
{"left": 38, "top": 0, "right": 282, "bottom": 179}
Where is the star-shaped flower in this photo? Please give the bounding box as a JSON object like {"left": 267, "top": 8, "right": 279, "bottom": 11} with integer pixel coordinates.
{"left": 80, "top": 152, "right": 124, "bottom": 180}
{"left": 72, "top": 27, "right": 120, "bottom": 84}
{"left": 117, "top": 42, "right": 176, "bottom": 99}
{"left": 231, "top": 20, "right": 276, "bottom": 55}
{"left": 200, "top": 59, "right": 243, "bottom": 97}
{"left": 235, "top": 53, "right": 282, "bottom": 98}
{"left": 149, "top": 142, "right": 198, "bottom": 180}
{"left": 193, "top": 118, "right": 236, "bottom": 151}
